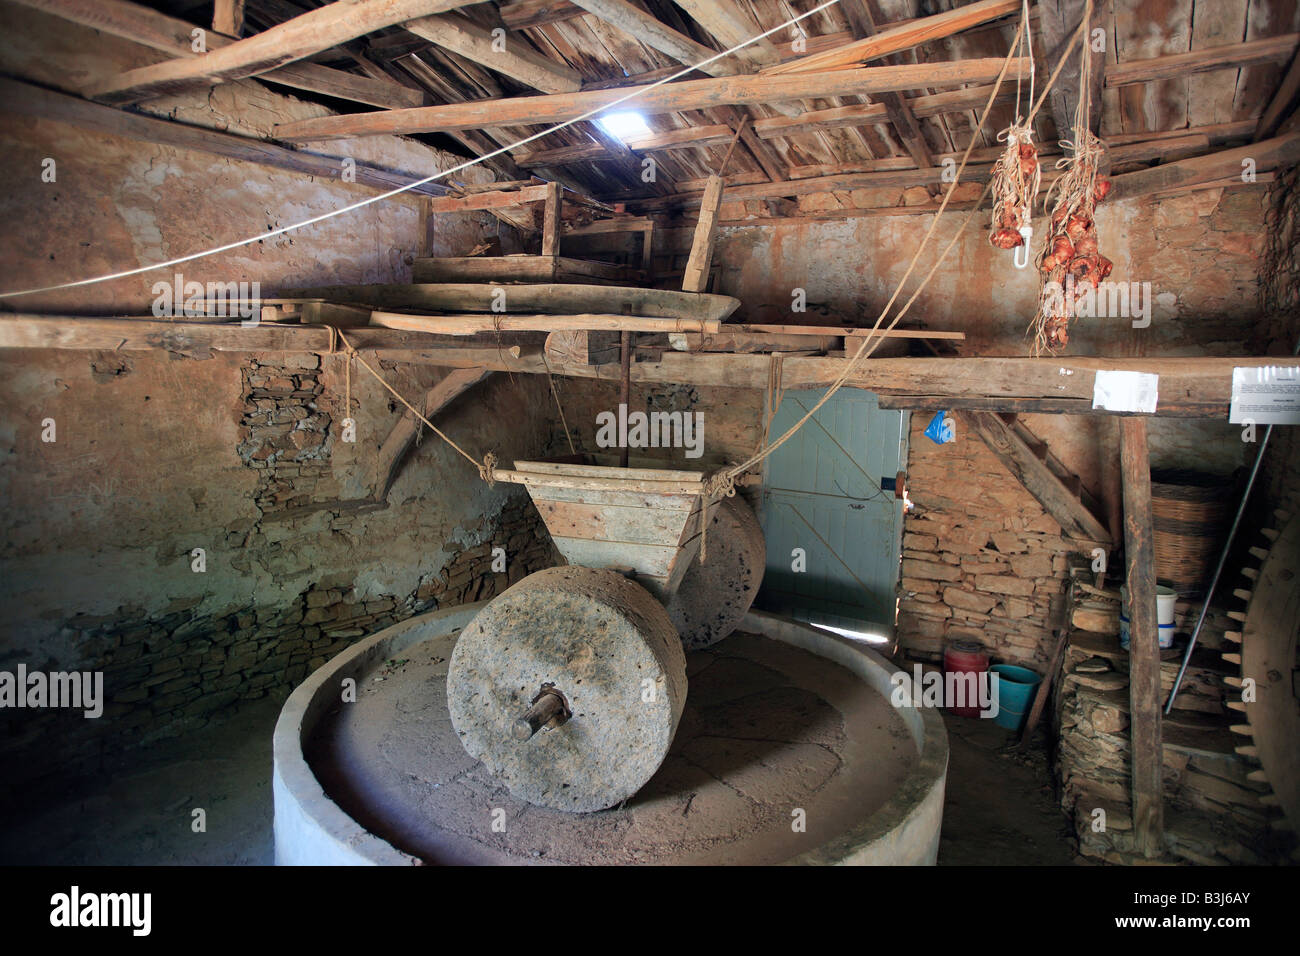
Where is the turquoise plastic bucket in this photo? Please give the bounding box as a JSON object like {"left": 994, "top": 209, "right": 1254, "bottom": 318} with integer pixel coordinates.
{"left": 989, "top": 664, "right": 1042, "bottom": 731}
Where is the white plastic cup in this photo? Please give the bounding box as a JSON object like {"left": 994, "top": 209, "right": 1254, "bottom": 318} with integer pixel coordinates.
{"left": 1156, "top": 586, "right": 1177, "bottom": 626}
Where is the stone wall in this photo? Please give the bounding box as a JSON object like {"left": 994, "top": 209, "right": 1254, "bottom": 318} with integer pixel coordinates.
{"left": 897, "top": 416, "right": 1071, "bottom": 669}
{"left": 1258, "top": 164, "right": 1300, "bottom": 519}
{"left": 1053, "top": 564, "right": 1290, "bottom": 865}
{"left": 0, "top": 10, "right": 563, "bottom": 804}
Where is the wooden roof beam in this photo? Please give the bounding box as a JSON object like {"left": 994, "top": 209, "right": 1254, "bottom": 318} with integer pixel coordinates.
{"left": 566, "top": 0, "right": 745, "bottom": 77}
{"left": 519, "top": 124, "right": 737, "bottom": 167}
{"left": 669, "top": 0, "right": 782, "bottom": 69}
{"left": 0, "top": 76, "right": 451, "bottom": 197}
{"left": 766, "top": 0, "right": 1019, "bottom": 75}
{"left": 85, "top": 0, "right": 477, "bottom": 105}
{"left": 404, "top": 12, "right": 582, "bottom": 93}
{"left": 499, "top": 0, "right": 586, "bottom": 30}
{"left": 272, "top": 56, "right": 1032, "bottom": 141}
{"left": 1255, "top": 47, "right": 1300, "bottom": 140}
{"left": 1105, "top": 34, "right": 1299, "bottom": 90}
{"left": 11, "top": 0, "right": 425, "bottom": 110}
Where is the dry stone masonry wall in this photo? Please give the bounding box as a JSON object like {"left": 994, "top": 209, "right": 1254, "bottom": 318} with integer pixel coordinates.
{"left": 897, "top": 417, "right": 1071, "bottom": 669}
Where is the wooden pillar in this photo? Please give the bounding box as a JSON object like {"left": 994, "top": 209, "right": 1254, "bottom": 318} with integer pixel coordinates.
{"left": 541, "top": 181, "right": 562, "bottom": 258}
{"left": 1120, "top": 416, "right": 1163, "bottom": 857}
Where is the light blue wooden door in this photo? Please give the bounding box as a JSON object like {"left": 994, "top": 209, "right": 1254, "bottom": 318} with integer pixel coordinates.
{"left": 756, "top": 389, "right": 908, "bottom": 637}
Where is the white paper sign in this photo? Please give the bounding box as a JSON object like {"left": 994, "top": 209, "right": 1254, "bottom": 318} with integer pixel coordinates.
{"left": 1092, "top": 370, "right": 1159, "bottom": 414}
{"left": 1229, "top": 366, "right": 1300, "bottom": 424}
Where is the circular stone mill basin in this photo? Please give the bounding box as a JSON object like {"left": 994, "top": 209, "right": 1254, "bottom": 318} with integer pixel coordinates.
{"left": 274, "top": 603, "right": 948, "bottom": 865}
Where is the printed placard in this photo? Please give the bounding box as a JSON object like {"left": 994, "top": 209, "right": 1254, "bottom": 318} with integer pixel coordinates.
{"left": 1229, "top": 366, "right": 1300, "bottom": 424}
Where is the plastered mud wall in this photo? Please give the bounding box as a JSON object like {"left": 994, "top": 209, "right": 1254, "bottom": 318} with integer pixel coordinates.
{"left": 0, "top": 10, "right": 559, "bottom": 800}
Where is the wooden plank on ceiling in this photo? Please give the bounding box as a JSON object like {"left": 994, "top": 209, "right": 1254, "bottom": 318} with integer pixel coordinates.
{"left": 518, "top": 124, "right": 737, "bottom": 167}
{"left": 499, "top": 0, "right": 586, "bottom": 30}
{"left": 85, "top": 0, "right": 476, "bottom": 104}
{"left": 1109, "top": 132, "right": 1300, "bottom": 200}
{"left": 272, "top": 56, "right": 1032, "bottom": 140}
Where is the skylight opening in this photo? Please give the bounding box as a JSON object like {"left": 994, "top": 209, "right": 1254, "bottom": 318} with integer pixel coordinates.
{"left": 597, "top": 111, "right": 652, "bottom": 143}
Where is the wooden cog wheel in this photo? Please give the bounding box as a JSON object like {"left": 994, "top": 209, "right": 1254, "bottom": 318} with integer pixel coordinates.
{"left": 1223, "top": 509, "right": 1300, "bottom": 847}
{"left": 446, "top": 566, "right": 687, "bottom": 813}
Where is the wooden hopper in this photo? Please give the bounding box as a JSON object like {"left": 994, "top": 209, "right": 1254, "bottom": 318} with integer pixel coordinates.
{"left": 499, "top": 459, "right": 706, "bottom": 603}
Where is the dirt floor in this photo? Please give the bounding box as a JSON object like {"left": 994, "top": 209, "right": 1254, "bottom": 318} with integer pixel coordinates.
{"left": 938, "top": 713, "right": 1080, "bottom": 866}
{"left": 0, "top": 658, "right": 1081, "bottom": 866}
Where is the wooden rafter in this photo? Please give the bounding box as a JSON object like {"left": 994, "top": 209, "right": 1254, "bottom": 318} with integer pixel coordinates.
{"left": 0, "top": 77, "right": 450, "bottom": 197}
{"left": 766, "top": 0, "right": 1019, "bottom": 75}
{"left": 404, "top": 12, "right": 582, "bottom": 93}
{"left": 85, "top": 0, "right": 476, "bottom": 105}
{"left": 11, "top": 0, "right": 425, "bottom": 110}
{"left": 271, "top": 57, "right": 1031, "bottom": 141}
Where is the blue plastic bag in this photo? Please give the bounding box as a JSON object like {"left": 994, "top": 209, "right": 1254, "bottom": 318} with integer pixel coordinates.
{"left": 924, "top": 410, "right": 954, "bottom": 444}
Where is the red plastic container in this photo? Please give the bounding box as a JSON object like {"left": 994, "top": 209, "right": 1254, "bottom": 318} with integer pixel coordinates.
{"left": 943, "top": 639, "right": 990, "bottom": 718}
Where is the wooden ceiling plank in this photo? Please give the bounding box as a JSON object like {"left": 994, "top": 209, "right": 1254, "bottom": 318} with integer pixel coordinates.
{"left": 84, "top": 0, "right": 478, "bottom": 105}
{"left": 271, "top": 56, "right": 1032, "bottom": 141}
{"left": 404, "top": 13, "right": 582, "bottom": 93}
{"left": 519, "top": 123, "right": 736, "bottom": 166}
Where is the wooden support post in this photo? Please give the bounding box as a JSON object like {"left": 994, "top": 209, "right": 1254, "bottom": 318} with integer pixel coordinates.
{"left": 1120, "top": 416, "right": 1163, "bottom": 858}
{"left": 541, "top": 181, "right": 562, "bottom": 258}
{"left": 618, "top": 331, "right": 632, "bottom": 467}
{"left": 682, "top": 174, "right": 725, "bottom": 293}
{"left": 640, "top": 221, "right": 655, "bottom": 274}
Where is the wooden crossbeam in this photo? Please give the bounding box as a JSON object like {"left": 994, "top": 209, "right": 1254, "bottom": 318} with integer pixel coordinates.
{"left": 0, "top": 77, "right": 450, "bottom": 198}
{"left": 1110, "top": 133, "right": 1300, "bottom": 201}
{"left": 11, "top": 0, "right": 425, "bottom": 109}
{"left": 404, "top": 13, "right": 582, "bottom": 94}
{"left": 0, "top": 316, "right": 1263, "bottom": 419}
{"left": 1105, "top": 33, "right": 1299, "bottom": 89}
{"left": 766, "top": 0, "right": 1018, "bottom": 74}
{"left": 271, "top": 57, "right": 1031, "bottom": 141}
{"left": 85, "top": 0, "right": 474, "bottom": 105}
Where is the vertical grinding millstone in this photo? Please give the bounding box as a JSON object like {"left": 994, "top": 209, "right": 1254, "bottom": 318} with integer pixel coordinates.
{"left": 447, "top": 566, "right": 687, "bottom": 813}
{"left": 666, "top": 496, "right": 766, "bottom": 650}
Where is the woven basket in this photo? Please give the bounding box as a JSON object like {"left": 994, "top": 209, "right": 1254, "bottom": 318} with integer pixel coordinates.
{"left": 1150, "top": 469, "right": 1234, "bottom": 592}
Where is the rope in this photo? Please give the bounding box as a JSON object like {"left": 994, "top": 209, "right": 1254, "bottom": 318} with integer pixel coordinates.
{"left": 0, "top": 0, "right": 843, "bottom": 301}
{"left": 334, "top": 328, "right": 499, "bottom": 485}
{"left": 698, "top": 9, "right": 1088, "bottom": 508}
{"left": 300, "top": 14, "right": 1088, "bottom": 518}
{"left": 541, "top": 351, "right": 577, "bottom": 455}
